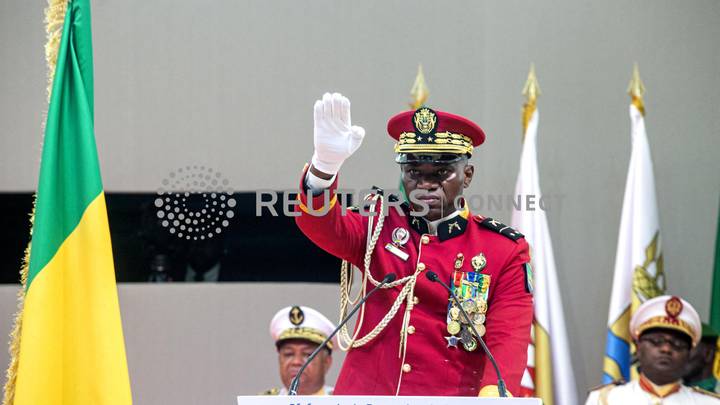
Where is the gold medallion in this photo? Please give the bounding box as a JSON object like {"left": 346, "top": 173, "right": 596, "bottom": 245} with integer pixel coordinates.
{"left": 474, "top": 324, "right": 486, "bottom": 337}
{"left": 447, "top": 320, "right": 461, "bottom": 335}
{"left": 450, "top": 306, "right": 461, "bottom": 320}
{"left": 471, "top": 253, "right": 487, "bottom": 272}
{"left": 476, "top": 299, "right": 488, "bottom": 314}
{"left": 472, "top": 313, "right": 486, "bottom": 325}
{"left": 462, "top": 300, "right": 476, "bottom": 314}
{"left": 462, "top": 336, "right": 478, "bottom": 352}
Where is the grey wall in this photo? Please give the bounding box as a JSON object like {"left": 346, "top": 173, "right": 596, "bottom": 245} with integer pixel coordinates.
{"left": 1, "top": 0, "right": 720, "bottom": 402}
{"left": 0, "top": 284, "right": 347, "bottom": 404}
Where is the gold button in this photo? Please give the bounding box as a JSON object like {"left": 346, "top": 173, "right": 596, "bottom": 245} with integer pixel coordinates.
{"left": 421, "top": 235, "right": 430, "bottom": 244}
{"left": 407, "top": 325, "right": 416, "bottom": 334}
{"left": 413, "top": 296, "right": 420, "bottom": 305}
{"left": 417, "top": 263, "right": 426, "bottom": 271}
{"left": 402, "top": 363, "right": 412, "bottom": 373}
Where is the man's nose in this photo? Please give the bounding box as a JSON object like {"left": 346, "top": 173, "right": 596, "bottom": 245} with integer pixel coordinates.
{"left": 417, "top": 176, "right": 439, "bottom": 189}
{"left": 657, "top": 341, "right": 674, "bottom": 353}
{"left": 290, "top": 354, "right": 306, "bottom": 365}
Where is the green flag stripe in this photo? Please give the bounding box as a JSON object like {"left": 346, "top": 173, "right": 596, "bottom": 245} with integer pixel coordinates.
{"left": 711, "top": 200, "right": 720, "bottom": 330}
{"left": 27, "top": 0, "right": 102, "bottom": 289}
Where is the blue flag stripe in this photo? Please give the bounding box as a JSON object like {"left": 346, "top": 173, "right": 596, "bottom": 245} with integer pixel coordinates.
{"left": 603, "top": 330, "right": 630, "bottom": 383}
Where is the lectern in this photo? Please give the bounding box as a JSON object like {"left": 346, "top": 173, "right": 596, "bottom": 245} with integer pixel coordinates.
{"left": 237, "top": 396, "right": 542, "bottom": 405}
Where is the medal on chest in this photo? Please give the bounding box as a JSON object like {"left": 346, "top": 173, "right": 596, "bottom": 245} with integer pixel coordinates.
{"left": 445, "top": 253, "right": 490, "bottom": 352}
{"left": 385, "top": 227, "right": 410, "bottom": 261}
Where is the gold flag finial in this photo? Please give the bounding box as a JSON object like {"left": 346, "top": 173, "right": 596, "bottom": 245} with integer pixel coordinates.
{"left": 627, "top": 63, "right": 646, "bottom": 116}
{"left": 409, "top": 64, "right": 429, "bottom": 109}
{"left": 521, "top": 63, "right": 541, "bottom": 139}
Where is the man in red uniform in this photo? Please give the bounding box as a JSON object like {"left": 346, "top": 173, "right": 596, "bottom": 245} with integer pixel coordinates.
{"left": 295, "top": 92, "right": 533, "bottom": 397}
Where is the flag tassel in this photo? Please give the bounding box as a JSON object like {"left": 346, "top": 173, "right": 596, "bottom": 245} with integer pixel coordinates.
{"left": 2, "top": 1, "right": 67, "bottom": 403}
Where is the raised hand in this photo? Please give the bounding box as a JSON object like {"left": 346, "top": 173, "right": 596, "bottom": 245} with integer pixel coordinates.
{"left": 311, "top": 92, "right": 366, "bottom": 176}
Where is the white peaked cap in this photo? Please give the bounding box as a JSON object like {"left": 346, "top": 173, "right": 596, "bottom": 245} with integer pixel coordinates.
{"left": 269, "top": 305, "right": 336, "bottom": 350}
{"left": 630, "top": 295, "right": 701, "bottom": 347}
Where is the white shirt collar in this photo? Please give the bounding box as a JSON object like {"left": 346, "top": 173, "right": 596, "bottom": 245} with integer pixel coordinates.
{"left": 424, "top": 210, "right": 461, "bottom": 235}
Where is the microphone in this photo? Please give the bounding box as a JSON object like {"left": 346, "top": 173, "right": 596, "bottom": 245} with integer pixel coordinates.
{"left": 425, "top": 270, "right": 508, "bottom": 397}
{"left": 288, "top": 272, "right": 397, "bottom": 395}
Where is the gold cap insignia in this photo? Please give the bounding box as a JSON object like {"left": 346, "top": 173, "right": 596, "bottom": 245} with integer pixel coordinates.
{"left": 289, "top": 305, "right": 304, "bottom": 326}
{"left": 665, "top": 296, "right": 683, "bottom": 319}
{"left": 413, "top": 107, "right": 437, "bottom": 135}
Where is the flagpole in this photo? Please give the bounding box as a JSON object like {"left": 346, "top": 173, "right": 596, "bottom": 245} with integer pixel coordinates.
{"left": 518, "top": 63, "right": 540, "bottom": 398}
{"left": 628, "top": 63, "right": 646, "bottom": 117}
{"left": 409, "top": 64, "right": 429, "bottom": 109}
{"left": 522, "top": 63, "right": 540, "bottom": 141}
{"left": 602, "top": 64, "right": 665, "bottom": 385}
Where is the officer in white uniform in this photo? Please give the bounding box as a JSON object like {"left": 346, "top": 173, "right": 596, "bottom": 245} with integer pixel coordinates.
{"left": 586, "top": 295, "right": 720, "bottom": 404}
{"left": 262, "top": 305, "right": 335, "bottom": 396}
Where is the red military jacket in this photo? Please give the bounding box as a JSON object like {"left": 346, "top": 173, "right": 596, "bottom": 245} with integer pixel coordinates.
{"left": 295, "top": 170, "right": 533, "bottom": 396}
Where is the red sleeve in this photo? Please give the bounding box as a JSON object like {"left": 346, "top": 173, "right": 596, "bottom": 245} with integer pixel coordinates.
{"left": 481, "top": 238, "right": 533, "bottom": 395}
{"left": 294, "top": 166, "right": 368, "bottom": 268}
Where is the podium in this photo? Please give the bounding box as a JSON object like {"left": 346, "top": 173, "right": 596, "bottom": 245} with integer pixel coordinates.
{"left": 238, "top": 396, "right": 542, "bottom": 404}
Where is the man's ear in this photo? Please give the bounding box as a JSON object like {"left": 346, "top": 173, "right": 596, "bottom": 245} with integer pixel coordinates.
{"left": 702, "top": 343, "right": 715, "bottom": 362}
{"left": 463, "top": 164, "right": 474, "bottom": 188}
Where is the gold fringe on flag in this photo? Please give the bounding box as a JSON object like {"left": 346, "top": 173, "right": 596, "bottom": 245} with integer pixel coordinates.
{"left": 2, "top": 1, "right": 68, "bottom": 404}
{"left": 45, "top": 0, "right": 68, "bottom": 102}
{"left": 521, "top": 63, "right": 540, "bottom": 141}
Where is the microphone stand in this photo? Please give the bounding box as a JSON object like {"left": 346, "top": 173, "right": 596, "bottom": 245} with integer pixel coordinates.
{"left": 426, "top": 271, "right": 508, "bottom": 397}
{"left": 288, "top": 273, "right": 397, "bottom": 395}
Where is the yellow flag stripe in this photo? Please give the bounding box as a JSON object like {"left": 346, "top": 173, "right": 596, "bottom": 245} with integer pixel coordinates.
{"left": 14, "top": 193, "right": 132, "bottom": 404}
{"left": 602, "top": 356, "right": 624, "bottom": 381}
{"left": 534, "top": 322, "right": 554, "bottom": 405}
{"left": 610, "top": 307, "right": 632, "bottom": 340}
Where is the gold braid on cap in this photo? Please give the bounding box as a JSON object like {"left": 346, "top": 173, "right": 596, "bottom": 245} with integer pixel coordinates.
{"left": 278, "top": 327, "right": 332, "bottom": 349}
{"left": 394, "top": 132, "right": 473, "bottom": 155}
{"left": 637, "top": 316, "right": 696, "bottom": 344}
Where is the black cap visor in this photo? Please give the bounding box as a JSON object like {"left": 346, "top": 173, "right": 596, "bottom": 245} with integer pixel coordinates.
{"left": 395, "top": 153, "right": 468, "bottom": 164}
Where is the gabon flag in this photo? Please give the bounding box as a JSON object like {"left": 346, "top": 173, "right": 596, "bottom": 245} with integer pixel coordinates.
{"left": 3, "top": 0, "right": 132, "bottom": 404}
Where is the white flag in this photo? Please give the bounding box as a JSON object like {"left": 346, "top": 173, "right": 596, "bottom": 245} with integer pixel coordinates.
{"left": 512, "top": 108, "right": 577, "bottom": 405}
{"left": 602, "top": 100, "right": 664, "bottom": 384}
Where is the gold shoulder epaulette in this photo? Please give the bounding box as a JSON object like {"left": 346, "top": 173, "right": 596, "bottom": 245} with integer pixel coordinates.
{"left": 690, "top": 386, "right": 720, "bottom": 398}
{"left": 259, "top": 388, "right": 280, "bottom": 395}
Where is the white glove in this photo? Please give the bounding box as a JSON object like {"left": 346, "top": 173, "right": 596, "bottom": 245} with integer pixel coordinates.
{"left": 311, "top": 92, "right": 366, "bottom": 175}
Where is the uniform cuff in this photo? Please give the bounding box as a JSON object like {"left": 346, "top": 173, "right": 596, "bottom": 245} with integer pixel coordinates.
{"left": 298, "top": 164, "right": 338, "bottom": 215}
{"left": 305, "top": 170, "right": 336, "bottom": 194}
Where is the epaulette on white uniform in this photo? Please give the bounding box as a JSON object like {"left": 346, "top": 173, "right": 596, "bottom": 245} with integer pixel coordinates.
{"left": 690, "top": 386, "right": 720, "bottom": 400}
{"left": 584, "top": 380, "right": 622, "bottom": 405}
